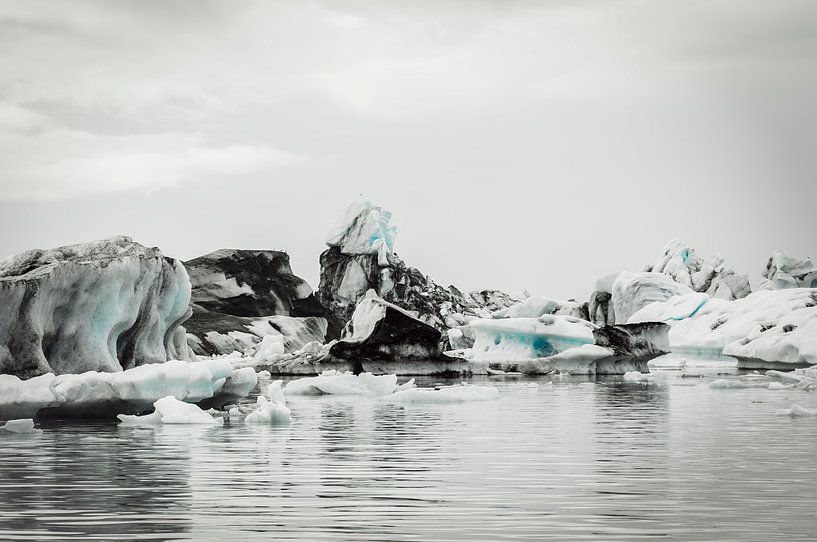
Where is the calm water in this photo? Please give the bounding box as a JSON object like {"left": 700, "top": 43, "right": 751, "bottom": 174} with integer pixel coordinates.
{"left": 1, "top": 371, "right": 816, "bottom": 541}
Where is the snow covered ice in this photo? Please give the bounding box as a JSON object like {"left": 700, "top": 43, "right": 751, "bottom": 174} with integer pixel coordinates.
{"left": 629, "top": 289, "right": 817, "bottom": 368}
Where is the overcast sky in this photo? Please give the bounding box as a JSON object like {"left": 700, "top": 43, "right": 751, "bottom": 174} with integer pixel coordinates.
{"left": 1, "top": 0, "right": 815, "bottom": 299}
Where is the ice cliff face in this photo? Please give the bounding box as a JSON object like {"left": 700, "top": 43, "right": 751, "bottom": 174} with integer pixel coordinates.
{"left": 318, "top": 201, "right": 516, "bottom": 342}
{"left": 0, "top": 236, "right": 192, "bottom": 378}
{"left": 184, "top": 249, "right": 335, "bottom": 355}
{"left": 759, "top": 251, "right": 817, "bottom": 290}
{"left": 327, "top": 290, "right": 448, "bottom": 372}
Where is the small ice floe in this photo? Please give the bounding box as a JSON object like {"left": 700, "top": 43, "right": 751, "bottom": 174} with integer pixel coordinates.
{"left": 386, "top": 384, "right": 499, "bottom": 404}
{"left": 623, "top": 371, "right": 649, "bottom": 383}
{"left": 1, "top": 418, "right": 39, "bottom": 434}
{"left": 768, "top": 382, "right": 796, "bottom": 391}
{"left": 284, "top": 370, "right": 413, "bottom": 397}
{"left": 710, "top": 376, "right": 770, "bottom": 389}
{"left": 257, "top": 370, "right": 272, "bottom": 381}
{"left": 245, "top": 381, "right": 291, "bottom": 425}
{"left": 776, "top": 404, "right": 817, "bottom": 417}
{"left": 117, "top": 396, "right": 221, "bottom": 426}
{"left": 526, "top": 382, "right": 539, "bottom": 389}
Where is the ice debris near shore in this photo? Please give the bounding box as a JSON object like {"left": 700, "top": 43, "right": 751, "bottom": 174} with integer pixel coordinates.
{"left": 0, "top": 236, "right": 193, "bottom": 378}
{"left": 0, "top": 359, "right": 257, "bottom": 420}
{"left": 118, "top": 396, "right": 219, "bottom": 426}
{"left": 630, "top": 289, "right": 817, "bottom": 369}
{"left": 244, "top": 380, "right": 291, "bottom": 425}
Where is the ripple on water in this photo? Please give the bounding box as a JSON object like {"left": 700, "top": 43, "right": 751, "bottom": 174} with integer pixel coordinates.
{"left": 1, "top": 374, "right": 816, "bottom": 541}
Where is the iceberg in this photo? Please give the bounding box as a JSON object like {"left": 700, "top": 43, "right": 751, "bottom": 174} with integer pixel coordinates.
{"left": 759, "top": 251, "right": 817, "bottom": 290}
{"left": 496, "top": 295, "right": 588, "bottom": 321}
{"left": 647, "top": 240, "right": 751, "bottom": 300}
{"left": 0, "top": 359, "right": 256, "bottom": 420}
{"left": 629, "top": 289, "right": 817, "bottom": 368}
{"left": 184, "top": 247, "right": 336, "bottom": 351}
{"left": 0, "top": 236, "right": 193, "bottom": 378}
{"left": 467, "top": 315, "right": 596, "bottom": 362}
{"left": 612, "top": 271, "right": 695, "bottom": 325}
{"left": 326, "top": 200, "right": 396, "bottom": 263}
{"left": 327, "top": 290, "right": 448, "bottom": 370}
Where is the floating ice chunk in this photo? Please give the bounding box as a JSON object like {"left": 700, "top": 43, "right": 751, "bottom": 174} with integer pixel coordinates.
{"left": 219, "top": 367, "right": 258, "bottom": 399}
{"left": 284, "top": 370, "right": 401, "bottom": 397}
{"left": 623, "top": 371, "right": 648, "bottom": 382}
{"left": 387, "top": 384, "right": 500, "bottom": 404}
{"left": 776, "top": 404, "right": 817, "bottom": 417}
{"left": 710, "top": 378, "right": 769, "bottom": 389}
{"left": 257, "top": 370, "right": 272, "bottom": 380}
{"left": 1, "top": 419, "right": 38, "bottom": 434}
{"left": 768, "top": 382, "right": 795, "bottom": 390}
{"left": 118, "top": 396, "right": 220, "bottom": 426}
{"left": 118, "top": 411, "right": 163, "bottom": 427}
{"left": 267, "top": 380, "right": 287, "bottom": 404}
{"left": 244, "top": 396, "right": 291, "bottom": 425}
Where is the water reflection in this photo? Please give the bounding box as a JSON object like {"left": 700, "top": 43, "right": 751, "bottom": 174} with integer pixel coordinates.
{"left": 1, "top": 377, "right": 816, "bottom": 541}
{"left": 0, "top": 424, "right": 193, "bottom": 541}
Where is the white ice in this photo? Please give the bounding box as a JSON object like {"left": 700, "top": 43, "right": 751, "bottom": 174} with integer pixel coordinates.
{"left": 386, "top": 384, "right": 500, "bottom": 404}
{"left": 776, "top": 404, "right": 817, "bottom": 417}
{"left": 325, "top": 200, "right": 397, "bottom": 264}
{"left": 1, "top": 419, "right": 38, "bottom": 434}
{"left": 0, "top": 359, "right": 256, "bottom": 419}
{"left": 612, "top": 271, "right": 695, "bottom": 324}
{"left": 284, "top": 370, "right": 412, "bottom": 397}
{"left": 118, "top": 396, "right": 220, "bottom": 426}
{"left": 629, "top": 289, "right": 817, "bottom": 367}
{"left": 465, "top": 315, "right": 596, "bottom": 362}
{"left": 244, "top": 381, "right": 291, "bottom": 425}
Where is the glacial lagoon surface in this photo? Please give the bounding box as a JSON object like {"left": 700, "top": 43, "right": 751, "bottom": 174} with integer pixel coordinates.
{"left": 1, "top": 369, "right": 816, "bottom": 542}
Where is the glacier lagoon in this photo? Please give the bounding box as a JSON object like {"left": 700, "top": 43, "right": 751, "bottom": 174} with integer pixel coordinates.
{"left": 1, "top": 370, "right": 816, "bottom": 542}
